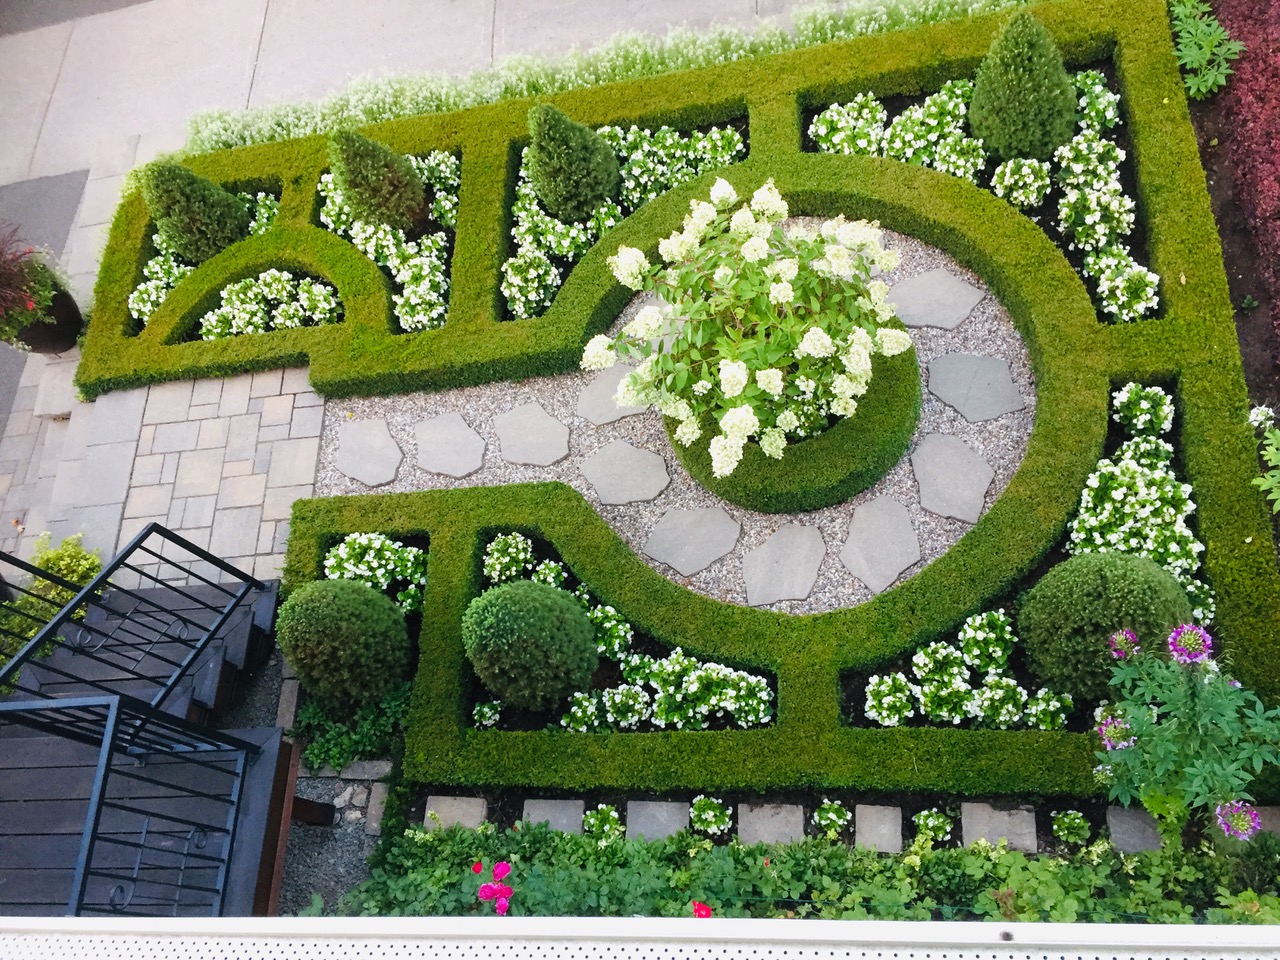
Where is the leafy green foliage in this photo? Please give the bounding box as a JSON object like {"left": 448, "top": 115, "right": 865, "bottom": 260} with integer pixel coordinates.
{"left": 291, "top": 680, "right": 412, "bottom": 772}
{"left": 139, "top": 161, "right": 250, "bottom": 264}
{"left": 1252, "top": 425, "right": 1280, "bottom": 513}
{"left": 461, "top": 579, "right": 597, "bottom": 712}
{"left": 525, "top": 104, "right": 620, "bottom": 223}
{"left": 328, "top": 130, "right": 425, "bottom": 233}
{"left": 969, "top": 11, "right": 1077, "bottom": 160}
{"left": 1018, "top": 552, "right": 1192, "bottom": 704}
{"left": 0, "top": 533, "right": 102, "bottom": 661}
{"left": 1168, "top": 0, "right": 1244, "bottom": 99}
{"left": 276, "top": 578, "right": 410, "bottom": 710}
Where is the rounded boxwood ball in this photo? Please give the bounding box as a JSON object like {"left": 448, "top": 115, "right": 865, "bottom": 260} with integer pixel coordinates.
{"left": 276, "top": 578, "right": 410, "bottom": 710}
{"left": 1017, "top": 551, "right": 1192, "bottom": 703}
{"left": 462, "top": 579, "right": 598, "bottom": 712}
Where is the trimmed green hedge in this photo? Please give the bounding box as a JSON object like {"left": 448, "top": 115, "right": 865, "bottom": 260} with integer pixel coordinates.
{"left": 275, "top": 0, "right": 1280, "bottom": 799}
{"left": 666, "top": 345, "right": 921, "bottom": 514}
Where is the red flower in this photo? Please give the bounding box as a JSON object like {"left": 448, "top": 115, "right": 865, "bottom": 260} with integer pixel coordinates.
{"left": 472, "top": 861, "right": 484, "bottom": 874}
{"left": 25, "top": 300, "right": 34, "bottom": 310}
{"left": 692, "top": 900, "right": 712, "bottom": 918}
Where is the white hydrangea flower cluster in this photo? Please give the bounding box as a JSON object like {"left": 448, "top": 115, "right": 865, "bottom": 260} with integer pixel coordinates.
{"left": 197, "top": 269, "right": 342, "bottom": 340}
{"left": 501, "top": 124, "right": 745, "bottom": 319}
{"left": 689, "top": 795, "right": 733, "bottom": 835}
{"left": 864, "top": 610, "right": 1072, "bottom": 730}
{"left": 990, "top": 158, "right": 1051, "bottom": 210}
{"left": 808, "top": 93, "right": 888, "bottom": 155}
{"left": 322, "top": 531, "right": 428, "bottom": 612}
{"left": 1068, "top": 383, "right": 1214, "bottom": 622}
{"left": 318, "top": 150, "right": 460, "bottom": 332}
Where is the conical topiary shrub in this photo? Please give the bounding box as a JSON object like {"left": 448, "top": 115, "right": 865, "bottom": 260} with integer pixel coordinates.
{"left": 140, "top": 162, "right": 250, "bottom": 264}
{"left": 968, "top": 11, "right": 1078, "bottom": 162}
{"left": 328, "top": 130, "right": 424, "bottom": 232}
{"left": 525, "top": 104, "right": 620, "bottom": 223}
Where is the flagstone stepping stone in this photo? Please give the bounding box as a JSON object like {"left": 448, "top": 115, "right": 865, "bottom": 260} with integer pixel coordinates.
{"left": 855, "top": 804, "right": 903, "bottom": 853}
{"left": 643, "top": 507, "right": 740, "bottom": 576}
{"left": 494, "top": 401, "right": 569, "bottom": 465}
{"left": 336, "top": 418, "right": 402, "bottom": 487}
{"left": 911, "top": 433, "right": 994, "bottom": 524}
{"left": 627, "top": 800, "right": 689, "bottom": 841}
{"left": 889, "top": 268, "right": 985, "bottom": 330}
{"left": 742, "top": 523, "right": 825, "bottom": 606}
{"left": 1258, "top": 806, "right": 1280, "bottom": 836}
{"left": 927, "top": 353, "right": 1024, "bottom": 422}
{"left": 576, "top": 364, "right": 646, "bottom": 425}
{"left": 962, "top": 802, "right": 1037, "bottom": 853}
{"left": 424, "top": 795, "right": 486, "bottom": 831}
{"left": 523, "top": 798, "right": 584, "bottom": 834}
{"left": 415, "top": 412, "right": 485, "bottom": 477}
{"left": 580, "top": 440, "right": 670, "bottom": 504}
{"left": 840, "top": 496, "right": 920, "bottom": 593}
{"left": 1106, "top": 806, "right": 1162, "bottom": 852}
{"left": 738, "top": 804, "right": 805, "bottom": 844}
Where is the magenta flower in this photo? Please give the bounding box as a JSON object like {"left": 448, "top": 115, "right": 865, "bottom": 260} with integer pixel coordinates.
{"left": 1097, "top": 715, "right": 1136, "bottom": 751}
{"left": 1108, "top": 628, "right": 1140, "bottom": 659}
{"left": 495, "top": 897, "right": 510, "bottom": 916}
{"left": 492, "top": 861, "right": 511, "bottom": 881}
{"left": 1215, "top": 800, "right": 1262, "bottom": 841}
{"left": 1168, "top": 624, "right": 1212, "bottom": 665}
{"left": 478, "top": 882, "right": 497, "bottom": 900}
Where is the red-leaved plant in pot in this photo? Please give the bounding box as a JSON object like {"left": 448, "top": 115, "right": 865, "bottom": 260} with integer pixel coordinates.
{"left": 0, "top": 222, "right": 82, "bottom": 353}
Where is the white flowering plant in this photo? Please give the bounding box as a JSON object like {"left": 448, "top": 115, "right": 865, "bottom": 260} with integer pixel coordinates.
{"left": 582, "top": 803, "right": 625, "bottom": 847}
{"left": 882, "top": 80, "right": 981, "bottom": 180}
{"left": 689, "top": 794, "right": 733, "bottom": 835}
{"left": 1249, "top": 405, "right": 1280, "bottom": 514}
{"left": 1073, "top": 69, "right": 1122, "bottom": 133}
{"left": 1051, "top": 809, "right": 1091, "bottom": 846}
{"left": 197, "top": 269, "right": 342, "bottom": 340}
{"left": 808, "top": 93, "right": 887, "bottom": 156}
{"left": 585, "top": 177, "right": 911, "bottom": 478}
{"left": 912, "top": 807, "right": 953, "bottom": 845}
{"left": 473, "top": 700, "right": 502, "bottom": 728}
{"left": 812, "top": 798, "right": 852, "bottom": 840}
{"left": 323, "top": 531, "right": 428, "bottom": 612}
{"left": 990, "top": 158, "right": 1051, "bottom": 210}
{"left": 1111, "top": 382, "right": 1174, "bottom": 436}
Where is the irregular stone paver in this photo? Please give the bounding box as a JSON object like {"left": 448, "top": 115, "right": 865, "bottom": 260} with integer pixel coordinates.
{"left": 576, "top": 364, "right": 645, "bottom": 425}
{"left": 523, "top": 798, "right": 584, "bottom": 834}
{"left": 415, "top": 412, "right": 485, "bottom": 478}
{"left": 738, "top": 804, "right": 805, "bottom": 845}
{"left": 889, "top": 268, "right": 985, "bottom": 330}
{"left": 855, "top": 804, "right": 902, "bottom": 853}
{"left": 424, "top": 795, "right": 486, "bottom": 831}
{"left": 626, "top": 800, "right": 688, "bottom": 841}
{"left": 840, "top": 496, "right": 920, "bottom": 594}
{"left": 494, "top": 401, "right": 569, "bottom": 466}
{"left": 927, "top": 353, "right": 1024, "bottom": 422}
{"left": 1106, "top": 806, "right": 1162, "bottom": 852}
{"left": 642, "top": 507, "right": 741, "bottom": 576}
{"left": 1258, "top": 806, "right": 1280, "bottom": 836}
{"left": 961, "top": 802, "right": 1037, "bottom": 853}
{"left": 742, "top": 523, "right": 825, "bottom": 606}
{"left": 336, "top": 419, "right": 402, "bottom": 486}
{"left": 911, "top": 433, "right": 994, "bottom": 524}
{"left": 580, "top": 440, "right": 670, "bottom": 504}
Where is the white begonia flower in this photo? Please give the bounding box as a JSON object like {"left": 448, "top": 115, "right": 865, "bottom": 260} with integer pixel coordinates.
{"left": 675, "top": 417, "right": 703, "bottom": 446}
{"left": 771, "top": 258, "right": 799, "bottom": 282}
{"left": 581, "top": 334, "right": 616, "bottom": 370}
{"left": 720, "top": 404, "right": 760, "bottom": 439}
{"left": 709, "top": 433, "right": 745, "bottom": 478}
{"left": 796, "top": 326, "right": 835, "bottom": 358}
{"left": 741, "top": 235, "right": 770, "bottom": 263}
{"left": 692, "top": 380, "right": 713, "bottom": 396}
{"left": 776, "top": 409, "right": 800, "bottom": 432}
{"left": 718, "top": 358, "right": 749, "bottom": 398}
{"left": 769, "top": 281, "right": 794, "bottom": 305}
{"left": 623, "top": 304, "right": 665, "bottom": 342}
{"left": 608, "top": 246, "right": 650, "bottom": 289}
{"left": 756, "top": 368, "right": 784, "bottom": 398}
{"left": 709, "top": 178, "right": 738, "bottom": 209}
{"left": 1248, "top": 405, "right": 1275, "bottom": 429}
{"left": 759, "top": 426, "right": 787, "bottom": 459}
{"left": 875, "top": 327, "right": 913, "bottom": 356}
{"left": 751, "top": 180, "right": 788, "bottom": 221}
{"left": 729, "top": 207, "right": 757, "bottom": 237}
{"left": 713, "top": 264, "right": 734, "bottom": 286}
{"left": 843, "top": 342, "right": 872, "bottom": 381}
{"left": 831, "top": 395, "right": 858, "bottom": 418}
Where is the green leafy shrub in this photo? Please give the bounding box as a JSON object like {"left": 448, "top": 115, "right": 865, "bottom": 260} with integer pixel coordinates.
{"left": 461, "top": 579, "right": 597, "bottom": 712}
{"left": 276, "top": 578, "right": 410, "bottom": 710}
{"left": 291, "top": 680, "right": 412, "bottom": 772}
{"left": 139, "top": 161, "right": 250, "bottom": 264}
{"left": 525, "top": 104, "right": 620, "bottom": 222}
{"left": 0, "top": 532, "right": 101, "bottom": 661}
{"left": 1018, "top": 552, "right": 1192, "bottom": 704}
{"left": 968, "top": 11, "right": 1077, "bottom": 161}
{"left": 328, "top": 130, "right": 425, "bottom": 233}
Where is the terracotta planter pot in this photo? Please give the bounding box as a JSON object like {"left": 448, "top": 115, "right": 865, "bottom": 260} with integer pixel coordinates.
{"left": 15, "top": 284, "right": 82, "bottom": 354}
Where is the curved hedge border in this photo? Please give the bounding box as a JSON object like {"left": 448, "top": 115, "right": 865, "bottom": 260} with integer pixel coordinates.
{"left": 665, "top": 345, "right": 922, "bottom": 514}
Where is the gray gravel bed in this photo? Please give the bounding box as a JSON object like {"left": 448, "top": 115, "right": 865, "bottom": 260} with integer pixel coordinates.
{"left": 314, "top": 229, "right": 1035, "bottom": 615}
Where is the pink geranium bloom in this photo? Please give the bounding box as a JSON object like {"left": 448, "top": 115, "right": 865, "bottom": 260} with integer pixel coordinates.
{"left": 692, "top": 900, "right": 712, "bottom": 918}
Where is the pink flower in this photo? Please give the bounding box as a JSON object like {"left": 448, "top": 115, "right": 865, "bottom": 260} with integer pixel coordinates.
{"left": 492, "top": 861, "right": 511, "bottom": 881}
{"left": 1108, "top": 628, "right": 1139, "bottom": 659}
{"left": 472, "top": 861, "right": 484, "bottom": 875}
{"left": 1216, "top": 800, "right": 1262, "bottom": 841}
{"left": 692, "top": 900, "right": 712, "bottom": 918}
{"left": 494, "top": 884, "right": 513, "bottom": 899}
{"left": 495, "top": 897, "right": 510, "bottom": 916}
{"left": 478, "top": 882, "right": 498, "bottom": 901}
{"left": 1168, "top": 624, "right": 1212, "bottom": 665}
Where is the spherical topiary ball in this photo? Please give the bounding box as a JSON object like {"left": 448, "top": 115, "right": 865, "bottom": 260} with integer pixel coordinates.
{"left": 276, "top": 578, "right": 410, "bottom": 711}
{"left": 1017, "top": 551, "right": 1193, "bottom": 703}
{"left": 462, "top": 579, "right": 598, "bottom": 712}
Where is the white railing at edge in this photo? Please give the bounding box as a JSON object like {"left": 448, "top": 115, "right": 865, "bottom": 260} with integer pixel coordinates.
{"left": 0, "top": 917, "right": 1276, "bottom": 960}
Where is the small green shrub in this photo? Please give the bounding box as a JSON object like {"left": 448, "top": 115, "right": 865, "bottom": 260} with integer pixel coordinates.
{"left": 276, "top": 578, "right": 410, "bottom": 710}
{"left": 291, "top": 680, "right": 412, "bottom": 772}
{"left": 0, "top": 532, "right": 101, "bottom": 661}
{"left": 139, "top": 161, "right": 250, "bottom": 264}
{"left": 328, "top": 130, "right": 425, "bottom": 233}
{"left": 461, "top": 579, "right": 597, "bottom": 712}
{"left": 1017, "top": 552, "right": 1193, "bottom": 704}
{"left": 968, "top": 11, "right": 1077, "bottom": 161}
{"left": 525, "top": 104, "right": 620, "bottom": 222}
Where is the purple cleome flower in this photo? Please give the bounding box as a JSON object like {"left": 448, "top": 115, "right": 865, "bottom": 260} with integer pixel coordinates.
{"left": 1109, "top": 628, "right": 1140, "bottom": 659}
{"left": 1168, "top": 624, "right": 1212, "bottom": 665}
{"left": 1215, "top": 800, "right": 1262, "bottom": 841}
{"left": 1097, "top": 715, "right": 1136, "bottom": 751}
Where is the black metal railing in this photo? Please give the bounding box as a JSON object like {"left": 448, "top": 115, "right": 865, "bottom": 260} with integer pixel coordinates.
{"left": 0, "top": 524, "right": 263, "bottom": 716}
{"left": 0, "top": 695, "right": 258, "bottom": 917}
